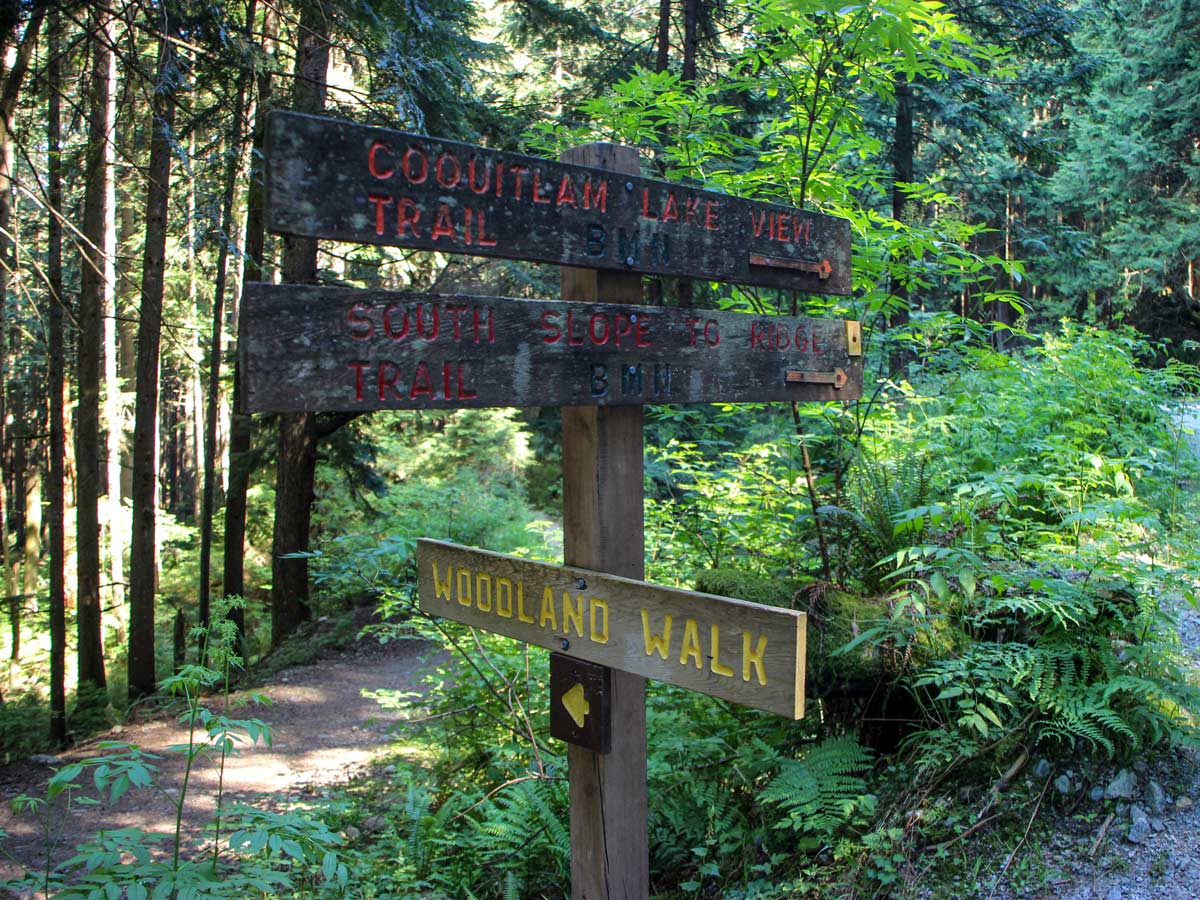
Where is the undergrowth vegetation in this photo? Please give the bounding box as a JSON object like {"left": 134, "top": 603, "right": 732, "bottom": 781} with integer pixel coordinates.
{"left": 6, "top": 320, "right": 1198, "bottom": 899}
{"left": 309, "top": 320, "right": 1198, "bottom": 898}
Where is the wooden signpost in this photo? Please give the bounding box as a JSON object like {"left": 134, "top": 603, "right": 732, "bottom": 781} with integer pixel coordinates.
{"left": 240, "top": 284, "right": 863, "bottom": 412}
{"left": 265, "top": 110, "right": 853, "bottom": 295}
{"left": 417, "top": 539, "right": 807, "bottom": 718}
{"left": 257, "top": 112, "right": 859, "bottom": 900}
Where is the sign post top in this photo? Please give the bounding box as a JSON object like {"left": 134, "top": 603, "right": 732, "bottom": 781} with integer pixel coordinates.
{"left": 265, "top": 110, "right": 853, "bottom": 295}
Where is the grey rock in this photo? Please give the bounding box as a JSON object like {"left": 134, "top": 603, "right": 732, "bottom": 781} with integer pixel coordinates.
{"left": 1150, "top": 817, "right": 1165, "bottom": 832}
{"left": 1106, "top": 887, "right": 1124, "bottom": 900}
{"left": 1132, "top": 759, "right": 1148, "bottom": 774}
{"left": 1177, "top": 796, "right": 1194, "bottom": 811}
{"left": 1130, "top": 804, "right": 1149, "bottom": 825}
{"left": 1055, "top": 774, "right": 1074, "bottom": 794}
{"left": 1033, "top": 758, "right": 1053, "bottom": 780}
{"left": 1090, "top": 786, "right": 1106, "bottom": 802}
{"left": 1128, "top": 817, "right": 1152, "bottom": 844}
{"left": 1117, "top": 802, "right": 1130, "bottom": 817}
{"left": 1147, "top": 780, "right": 1167, "bottom": 814}
{"left": 1106, "top": 768, "right": 1138, "bottom": 800}
{"left": 28, "top": 754, "right": 63, "bottom": 766}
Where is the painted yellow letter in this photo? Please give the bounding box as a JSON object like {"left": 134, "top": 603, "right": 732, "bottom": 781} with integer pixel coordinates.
{"left": 742, "top": 631, "right": 768, "bottom": 685}
{"left": 517, "top": 582, "right": 534, "bottom": 624}
{"left": 589, "top": 598, "right": 609, "bottom": 644}
{"left": 679, "top": 619, "right": 703, "bottom": 669}
{"left": 496, "top": 578, "right": 514, "bottom": 618}
{"left": 641, "top": 609, "right": 673, "bottom": 659}
{"left": 539, "top": 586, "right": 559, "bottom": 630}
{"left": 709, "top": 625, "right": 734, "bottom": 677}
{"left": 456, "top": 568, "right": 472, "bottom": 607}
{"left": 475, "top": 573, "right": 493, "bottom": 612}
{"left": 562, "top": 592, "right": 584, "bottom": 637}
{"left": 432, "top": 561, "right": 452, "bottom": 601}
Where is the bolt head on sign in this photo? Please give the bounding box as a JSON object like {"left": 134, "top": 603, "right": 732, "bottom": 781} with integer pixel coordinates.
{"left": 550, "top": 654, "right": 612, "bottom": 753}
{"left": 264, "top": 110, "right": 852, "bottom": 295}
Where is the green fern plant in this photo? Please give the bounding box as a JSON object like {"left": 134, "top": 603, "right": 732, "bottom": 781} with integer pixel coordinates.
{"left": 758, "top": 737, "right": 876, "bottom": 849}
{"left": 818, "top": 453, "right": 940, "bottom": 592}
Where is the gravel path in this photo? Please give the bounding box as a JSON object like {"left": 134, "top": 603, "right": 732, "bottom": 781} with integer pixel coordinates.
{"left": 1008, "top": 404, "right": 1200, "bottom": 900}
{"left": 0, "top": 630, "right": 430, "bottom": 883}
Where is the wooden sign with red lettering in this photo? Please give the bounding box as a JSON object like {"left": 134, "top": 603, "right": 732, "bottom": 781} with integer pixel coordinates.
{"left": 417, "top": 539, "right": 806, "bottom": 719}
{"left": 264, "top": 111, "right": 852, "bottom": 295}
{"left": 239, "top": 283, "right": 864, "bottom": 412}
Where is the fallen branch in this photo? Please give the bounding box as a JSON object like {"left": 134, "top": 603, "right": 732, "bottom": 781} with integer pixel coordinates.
{"left": 1089, "top": 812, "right": 1115, "bottom": 858}
{"left": 986, "top": 773, "right": 1052, "bottom": 899}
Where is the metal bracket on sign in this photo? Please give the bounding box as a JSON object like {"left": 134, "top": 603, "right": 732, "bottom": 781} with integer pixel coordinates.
{"left": 785, "top": 368, "right": 848, "bottom": 389}
{"left": 845, "top": 320, "right": 862, "bottom": 357}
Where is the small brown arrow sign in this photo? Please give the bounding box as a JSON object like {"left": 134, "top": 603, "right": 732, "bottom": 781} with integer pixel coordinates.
{"left": 748, "top": 253, "right": 833, "bottom": 280}
{"left": 550, "top": 654, "right": 612, "bottom": 753}
{"left": 785, "top": 367, "right": 848, "bottom": 389}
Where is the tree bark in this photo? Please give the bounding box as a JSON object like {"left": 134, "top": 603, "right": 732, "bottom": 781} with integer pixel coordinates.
{"left": 47, "top": 6, "right": 67, "bottom": 745}
{"left": 128, "top": 13, "right": 180, "bottom": 699}
{"left": 682, "top": 0, "right": 698, "bottom": 83}
{"left": 103, "top": 43, "right": 123, "bottom": 635}
{"left": 201, "top": 0, "right": 256, "bottom": 642}
{"left": 0, "top": 0, "right": 44, "bottom": 666}
{"left": 270, "top": 1, "right": 330, "bottom": 648}
{"left": 224, "top": 3, "right": 277, "bottom": 645}
{"left": 654, "top": 0, "right": 671, "bottom": 74}
{"left": 889, "top": 72, "right": 914, "bottom": 371}
{"left": 77, "top": 2, "right": 111, "bottom": 696}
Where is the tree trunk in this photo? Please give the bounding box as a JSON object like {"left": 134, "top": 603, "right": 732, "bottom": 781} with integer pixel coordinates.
{"left": 185, "top": 131, "right": 202, "bottom": 524}
{"left": 117, "top": 202, "right": 137, "bottom": 503}
{"left": 77, "top": 3, "right": 112, "bottom": 696}
{"left": 0, "top": 1, "right": 43, "bottom": 666}
{"left": 654, "top": 0, "right": 671, "bottom": 74}
{"left": 224, "top": 3, "right": 277, "bottom": 646}
{"left": 103, "top": 63, "right": 123, "bottom": 635}
{"left": 47, "top": 7, "right": 67, "bottom": 745}
{"left": 201, "top": 0, "right": 256, "bottom": 643}
{"left": 128, "top": 17, "right": 180, "bottom": 699}
{"left": 682, "top": 0, "right": 698, "bottom": 83}
{"left": 889, "top": 72, "right": 914, "bottom": 372}
{"left": 270, "top": 1, "right": 330, "bottom": 648}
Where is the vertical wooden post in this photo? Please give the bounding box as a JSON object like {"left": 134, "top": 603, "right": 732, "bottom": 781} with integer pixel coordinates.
{"left": 561, "top": 143, "right": 649, "bottom": 900}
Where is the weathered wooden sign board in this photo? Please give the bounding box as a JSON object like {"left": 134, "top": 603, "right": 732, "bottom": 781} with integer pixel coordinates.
{"left": 265, "top": 110, "right": 852, "bottom": 295}
{"left": 259, "top": 125, "right": 847, "bottom": 900}
{"left": 240, "top": 282, "right": 863, "bottom": 412}
{"left": 417, "top": 539, "right": 806, "bottom": 719}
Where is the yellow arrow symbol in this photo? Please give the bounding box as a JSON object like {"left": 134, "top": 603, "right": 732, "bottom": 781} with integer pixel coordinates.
{"left": 562, "top": 683, "right": 590, "bottom": 728}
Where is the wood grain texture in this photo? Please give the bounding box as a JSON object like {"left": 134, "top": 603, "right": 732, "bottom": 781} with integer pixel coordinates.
{"left": 265, "top": 110, "right": 852, "bottom": 295}
{"left": 416, "top": 539, "right": 807, "bottom": 718}
{"left": 238, "top": 283, "right": 864, "bottom": 412}
{"left": 559, "top": 142, "right": 648, "bottom": 900}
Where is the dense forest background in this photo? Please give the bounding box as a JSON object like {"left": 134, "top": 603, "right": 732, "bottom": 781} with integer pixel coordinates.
{"left": 0, "top": 0, "right": 1198, "bottom": 897}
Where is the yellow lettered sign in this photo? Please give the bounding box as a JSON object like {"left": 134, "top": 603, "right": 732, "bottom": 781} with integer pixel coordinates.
{"left": 416, "top": 539, "right": 806, "bottom": 718}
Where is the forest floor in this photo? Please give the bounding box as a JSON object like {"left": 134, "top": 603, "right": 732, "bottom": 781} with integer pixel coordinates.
{"left": 0, "top": 618, "right": 431, "bottom": 883}
{"left": 1022, "top": 405, "right": 1200, "bottom": 900}
{"left": 1, "top": 410, "right": 1198, "bottom": 897}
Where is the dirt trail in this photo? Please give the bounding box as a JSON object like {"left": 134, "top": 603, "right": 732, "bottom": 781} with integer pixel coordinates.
{"left": 0, "top": 632, "right": 429, "bottom": 882}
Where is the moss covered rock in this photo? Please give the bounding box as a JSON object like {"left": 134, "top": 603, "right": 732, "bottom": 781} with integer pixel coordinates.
{"left": 693, "top": 567, "right": 887, "bottom": 699}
